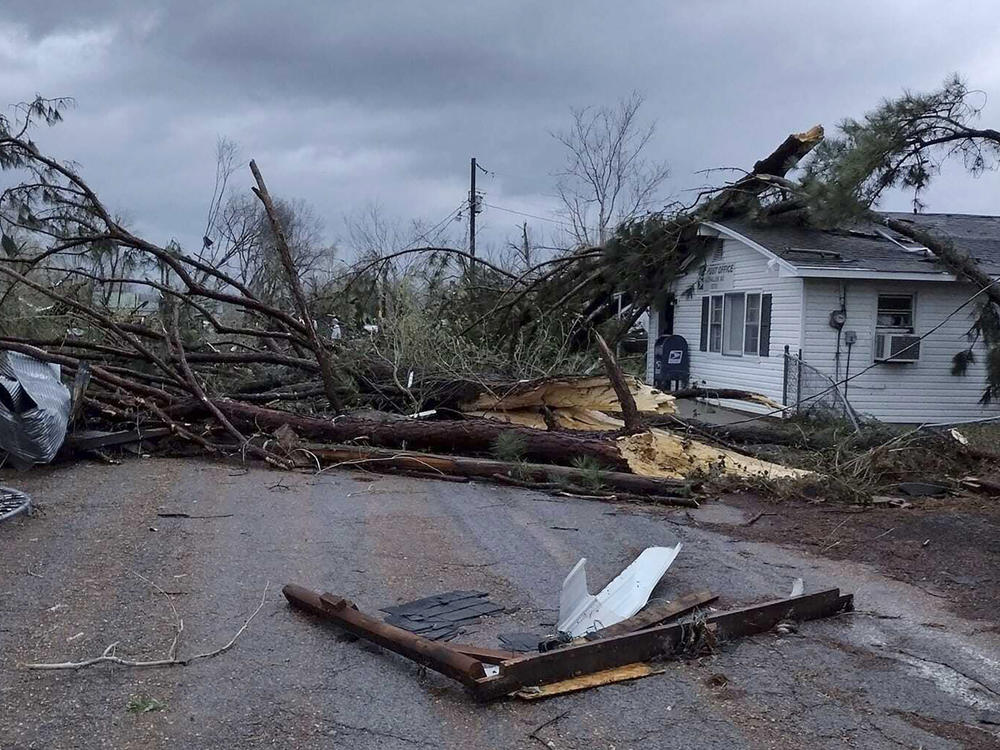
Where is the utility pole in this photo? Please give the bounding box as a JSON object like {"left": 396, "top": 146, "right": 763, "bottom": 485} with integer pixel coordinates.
{"left": 469, "top": 157, "right": 478, "bottom": 259}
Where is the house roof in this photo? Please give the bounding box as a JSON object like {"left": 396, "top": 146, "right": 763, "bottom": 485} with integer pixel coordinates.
{"left": 714, "top": 213, "right": 1000, "bottom": 277}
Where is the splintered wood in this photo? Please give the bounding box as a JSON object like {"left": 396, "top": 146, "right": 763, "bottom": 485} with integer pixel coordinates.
{"left": 460, "top": 375, "right": 676, "bottom": 415}
{"left": 462, "top": 375, "right": 804, "bottom": 480}
{"left": 617, "top": 430, "right": 808, "bottom": 480}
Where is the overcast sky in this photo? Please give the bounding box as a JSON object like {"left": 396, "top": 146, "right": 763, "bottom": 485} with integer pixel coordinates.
{"left": 2, "top": 1, "right": 999, "bottom": 258}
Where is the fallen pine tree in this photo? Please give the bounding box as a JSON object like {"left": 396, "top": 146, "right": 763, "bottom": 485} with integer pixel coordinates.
{"left": 198, "top": 398, "right": 632, "bottom": 470}
{"left": 296, "top": 443, "right": 699, "bottom": 505}
{"left": 9, "top": 95, "right": 965, "bottom": 501}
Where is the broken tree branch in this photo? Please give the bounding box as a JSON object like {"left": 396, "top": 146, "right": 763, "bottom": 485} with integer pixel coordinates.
{"left": 249, "top": 159, "right": 345, "bottom": 412}
{"left": 23, "top": 582, "right": 270, "bottom": 671}
{"left": 298, "top": 443, "right": 699, "bottom": 503}
{"left": 168, "top": 304, "right": 293, "bottom": 470}
{"left": 592, "top": 328, "right": 642, "bottom": 433}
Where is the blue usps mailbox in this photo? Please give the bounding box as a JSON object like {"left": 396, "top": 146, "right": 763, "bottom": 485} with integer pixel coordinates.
{"left": 654, "top": 334, "right": 689, "bottom": 391}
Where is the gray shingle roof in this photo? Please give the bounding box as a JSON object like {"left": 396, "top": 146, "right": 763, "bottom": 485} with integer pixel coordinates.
{"left": 717, "top": 213, "right": 1000, "bottom": 275}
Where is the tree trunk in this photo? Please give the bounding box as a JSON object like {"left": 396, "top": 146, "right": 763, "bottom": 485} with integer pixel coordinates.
{"left": 301, "top": 443, "right": 696, "bottom": 502}
{"left": 209, "top": 399, "right": 631, "bottom": 470}
{"left": 707, "top": 125, "right": 825, "bottom": 218}
{"left": 883, "top": 217, "right": 1000, "bottom": 310}
{"left": 592, "top": 328, "right": 642, "bottom": 432}
{"left": 249, "top": 159, "right": 346, "bottom": 412}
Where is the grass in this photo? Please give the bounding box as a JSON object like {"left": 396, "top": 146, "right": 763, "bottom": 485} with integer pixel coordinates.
{"left": 569, "top": 455, "right": 608, "bottom": 492}
{"left": 491, "top": 431, "right": 528, "bottom": 462}
{"left": 126, "top": 695, "right": 165, "bottom": 714}
{"left": 508, "top": 460, "right": 536, "bottom": 483}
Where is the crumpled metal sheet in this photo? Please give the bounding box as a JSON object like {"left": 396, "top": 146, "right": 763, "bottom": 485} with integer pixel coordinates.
{"left": 0, "top": 350, "right": 71, "bottom": 468}
{"left": 557, "top": 544, "right": 682, "bottom": 637}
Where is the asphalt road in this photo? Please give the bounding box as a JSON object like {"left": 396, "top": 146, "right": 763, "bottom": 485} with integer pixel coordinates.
{"left": 2, "top": 458, "right": 999, "bottom": 749}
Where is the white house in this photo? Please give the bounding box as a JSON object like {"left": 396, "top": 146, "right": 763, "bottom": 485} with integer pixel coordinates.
{"left": 645, "top": 213, "right": 1000, "bottom": 424}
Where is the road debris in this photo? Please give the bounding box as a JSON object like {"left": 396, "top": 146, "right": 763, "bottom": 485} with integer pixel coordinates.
{"left": 0, "top": 350, "right": 71, "bottom": 467}
{"left": 498, "top": 632, "right": 544, "bottom": 653}
{"left": 557, "top": 544, "right": 682, "bottom": 637}
{"left": 380, "top": 590, "right": 504, "bottom": 641}
{"left": 0, "top": 486, "right": 32, "bottom": 523}
{"left": 283, "top": 582, "right": 854, "bottom": 701}
{"left": 516, "top": 663, "right": 667, "bottom": 700}
{"left": 583, "top": 590, "right": 717, "bottom": 640}
{"left": 23, "top": 578, "right": 270, "bottom": 671}
{"left": 896, "top": 481, "right": 950, "bottom": 498}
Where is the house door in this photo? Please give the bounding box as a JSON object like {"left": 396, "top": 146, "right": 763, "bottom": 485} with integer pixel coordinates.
{"left": 659, "top": 302, "right": 674, "bottom": 336}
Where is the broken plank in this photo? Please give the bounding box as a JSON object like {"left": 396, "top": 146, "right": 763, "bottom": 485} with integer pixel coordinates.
{"left": 449, "top": 644, "right": 523, "bottom": 664}
{"left": 583, "top": 590, "right": 717, "bottom": 640}
{"left": 515, "top": 662, "right": 666, "bottom": 700}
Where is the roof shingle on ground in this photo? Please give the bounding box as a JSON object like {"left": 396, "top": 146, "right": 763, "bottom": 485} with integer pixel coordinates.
{"left": 717, "top": 212, "right": 1000, "bottom": 275}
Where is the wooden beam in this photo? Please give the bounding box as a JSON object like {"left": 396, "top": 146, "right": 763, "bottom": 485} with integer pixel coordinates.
{"left": 471, "top": 588, "right": 852, "bottom": 700}
{"left": 283, "top": 584, "right": 487, "bottom": 687}
{"left": 283, "top": 583, "right": 852, "bottom": 702}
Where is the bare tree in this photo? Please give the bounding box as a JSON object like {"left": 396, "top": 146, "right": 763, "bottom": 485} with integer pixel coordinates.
{"left": 553, "top": 91, "right": 670, "bottom": 246}
{"left": 211, "top": 191, "right": 331, "bottom": 305}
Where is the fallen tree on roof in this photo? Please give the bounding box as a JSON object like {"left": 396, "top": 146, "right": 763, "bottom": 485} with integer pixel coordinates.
{"left": 10, "top": 91, "right": 971, "bottom": 495}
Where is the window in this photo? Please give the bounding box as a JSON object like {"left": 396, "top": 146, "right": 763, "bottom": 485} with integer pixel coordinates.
{"left": 877, "top": 294, "right": 914, "bottom": 330}
{"left": 744, "top": 293, "right": 761, "bottom": 354}
{"left": 709, "top": 296, "right": 723, "bottom": 352}
{"left": 876, "top": 293, "right": 915, "bottom": 360}
{"left": 700, "top": 292, "right": 772, "bottom": 355}
{"left": 723, "top": 293, "right": 745, "bottom": 355}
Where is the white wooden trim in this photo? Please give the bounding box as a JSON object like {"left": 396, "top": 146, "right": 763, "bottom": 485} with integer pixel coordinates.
{"left": 695, "top": 397, "right": 780, "bottom": 416}
{"left": 794, "top": 267, "right": 956, "bottom": 281}
{"left": 699, "top": 222, "right": 799, "bottom": 276}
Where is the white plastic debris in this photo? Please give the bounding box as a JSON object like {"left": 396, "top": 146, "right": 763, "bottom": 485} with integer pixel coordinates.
{"left": 949, "top": 428, "right": 969, "bottom": 446}
{"left": 557, "top": 544, "right": 682, "bottom": 637}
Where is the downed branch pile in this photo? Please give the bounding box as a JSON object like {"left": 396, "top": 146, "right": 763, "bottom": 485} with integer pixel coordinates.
{"left": 0, "top": 98, "right": 808, "bottom": 499}
{"left": 669, "top": 414, "right": 1000, "bottom": 504}
{"left": 7, "top": 96, "right": 989, "bottom": 506}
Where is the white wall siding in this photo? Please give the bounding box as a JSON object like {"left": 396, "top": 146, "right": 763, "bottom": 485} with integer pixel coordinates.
{"left": 645, "top": 304, "right": 659, "bottom": 384}
{"left": 659, "top": 239, "right": 802, "bottom": 405}
{"left": 801, "top": 278, "right": 1000, "bottom": 423}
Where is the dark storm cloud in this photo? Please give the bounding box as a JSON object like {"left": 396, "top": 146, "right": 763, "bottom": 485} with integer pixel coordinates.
{"left": 2, "top": 1, "right": 999, "bottom": 254}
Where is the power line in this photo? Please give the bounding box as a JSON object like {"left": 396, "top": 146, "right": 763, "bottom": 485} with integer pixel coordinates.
{"left": 483, "top": 202, "right": 573, "bottom": 228}
{"left": 407, "top": 202, "right": 465, "bottom": 249}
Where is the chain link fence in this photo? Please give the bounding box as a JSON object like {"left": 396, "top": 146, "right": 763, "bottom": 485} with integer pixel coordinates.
{"left": 782, "top": 345, "right": 860, "bottom": 430}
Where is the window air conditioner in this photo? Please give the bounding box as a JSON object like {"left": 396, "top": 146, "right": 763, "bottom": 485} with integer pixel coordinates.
{"left": 875, "top": 333, "right": 921, "bottom": 363}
